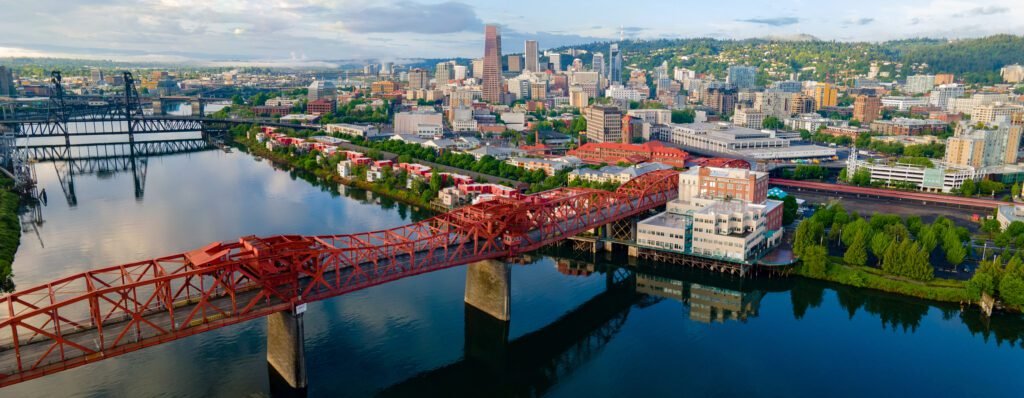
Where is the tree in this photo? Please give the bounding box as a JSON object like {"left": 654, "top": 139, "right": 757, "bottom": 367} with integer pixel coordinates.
{"left": 838, "top": 168, "right": 848, "bottom": 182}
{"left": 671, "top": 109, "right": 696, "bottom": 124}
{"left": 231, "top": 94, "right": 244, "bottom": 105}
{"left": 981, "top": 219, "right": 1002, "bottom": 235}
{"left": 844, "top": 230, "right": 869, "bottom": 266}
{"left": 967, "top": 272, "right": 996, "bottom": 301}
{"left": 943, "top": 230, "right": 967, "bottom": 266}
{"left": 870, "top": 231, "right": 892, "bottom": 259}
{"left": 762, "top": 116, "right": 784, "bottom": 130}
{"left": 851, "top": 169, "right": 872, "bottom": 187}
{"left": 1013, "top": 182, "right": 1022, "bottom": 199}
{"left": 794, "top": 220, "right": 824, "bottom": 257}
{"left": 855, "top": 132, "right": 872, "bottom": 148}
{"left": 960, "top": 179, "right": 977, "bottom": 197}
{"left": 802, "top": 245, "right": 829, "bottom": 278}
{"left": 781, "top": 196, "right": 798, "bottom": 225}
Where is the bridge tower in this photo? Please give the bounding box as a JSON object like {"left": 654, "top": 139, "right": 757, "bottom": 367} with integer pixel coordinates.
{"left": 48, "top": 72, "right": 71, "bottom": 153}
{"left": 464, "top": 259, "right": 512, "bottom": 321}
{"left": 267, "top": 306, "right": 308, "bottom": 391}
{"left": 191, "top": 95, "right": 204, "bottom": 117}
{"left": 122, "top": 72, "right": 143, "bottom": 148}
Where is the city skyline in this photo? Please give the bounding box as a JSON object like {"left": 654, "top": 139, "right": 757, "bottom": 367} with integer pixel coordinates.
{"left": 1, "top": 0, "right": 1023, "bottom": 65}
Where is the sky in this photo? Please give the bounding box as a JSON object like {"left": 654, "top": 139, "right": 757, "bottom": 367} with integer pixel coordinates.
{"left": 0, "top": 0, "right": 1022, "bottom": 65}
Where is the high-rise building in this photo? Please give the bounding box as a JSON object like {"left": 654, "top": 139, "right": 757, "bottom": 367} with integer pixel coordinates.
{"left": 524, "top": 40, "right": 539, "bottom": 72}
{"left": 308, "top": 80, "right": 337, "bottom": 102}
{"left": 705, "top": 84, "right": 738, "bottom": 115}
{"left": 549, "top": 53, "right": 562, "bottom": 72}
{"left": 934, "top": 73, "right": 955, "bottom": 85}
{"left": 584, "top": 105, "right": 623, "bottom": 143}
{"left": 482, "top": 25, "right": 503, "bottom": 103}
{"left": 435, "top": 62, "right": 453, "bottom": 85}
{"left": 381, "top": 62, "right": 394, "bottom": 77}
{"left": 853, "top": 95, "right": 882, "bottom": 123}
{"left": 808, "top": 83, "right": 838, "bottom": 110}
{"left": 507, "top": 55, "right": 522, "bottom": 73}
{"left": 453, "top": 65, "right": 468, "bottom": 80}
{"left": 90, "top": 68, "right": 104, "bottom": 86}
{"left": 929, "top": 84, "right": 965, "bottom": 110}
{"left": 592, "top": 52, "right": 605, "bottom": 77}
{"left": 569, "top": 86, "right": 590, "bottom": 110}
{"left": 904, "top": 74, "right": 936, "bottom": 94}
{"left": 408, "top": 68, "right": 430, "bottom": 90}
{"left": 0, "top": 66, "right": 14, "bottom": 97}
{"left": 530, "top": 81, "right": 548, "bottom": 100}
{"left": 609, "top": 44, "right": 622, "bottom": 84}
{"left": 726, "top": 65, "right": 757, "bottom": 90}
{"left": 945, "top": 120, "right": 1022, "bottom": 168}
{"left": 471, "top": 59, "right": 485, "bottom": 78}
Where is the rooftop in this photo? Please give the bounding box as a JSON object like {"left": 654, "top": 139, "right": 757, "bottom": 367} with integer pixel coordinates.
{"left": 639, "top": 211, "right": 692, "bottom": 229}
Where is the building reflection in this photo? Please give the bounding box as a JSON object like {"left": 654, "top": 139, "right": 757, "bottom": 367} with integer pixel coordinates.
{"left": 636, "top": 274, "right": 763, "bottom": 323}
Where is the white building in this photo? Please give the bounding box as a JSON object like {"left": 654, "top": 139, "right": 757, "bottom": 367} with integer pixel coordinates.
{"left": 881, "top": 96, "right": 930, "bottom": 111}
{"left": 846, "top": 150, "right": 979, "bottom": 193}
{"left": 904, "top": 75, "right": 936, "bottom": 94}
{"left": 394, "top": 110, "right": 443, "bottom": 135}
{"left": 606, "top": 84, "right": 646, "bottom": 102}
{"left": 929, "top": 84, "right": 965, "bottom": 110}
{"left": 784, "top": 113, "right": 846, "bottom": 132}
{"left": 323, "top": 123, "right": 386, "bottom": 139}
{"left": 568, "top": 163, "right": 673, "bottom": 185}
{"left": 732, "top": 108, "right": 766, "bottom": 130}
{"left": 626, "top": 109, "right": 673, "bottom": 125}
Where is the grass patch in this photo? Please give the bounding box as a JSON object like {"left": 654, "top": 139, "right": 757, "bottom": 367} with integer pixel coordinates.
{"left": 794, "top": 256, "right": 971, "bottom": 303}
{"left": 0, "top": 177, "right": 21, "bottom": 291}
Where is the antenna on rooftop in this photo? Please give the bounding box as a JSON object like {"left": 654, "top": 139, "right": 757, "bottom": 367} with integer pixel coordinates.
{"left": 619, "top": 25, "right": 624, "bottom": 41}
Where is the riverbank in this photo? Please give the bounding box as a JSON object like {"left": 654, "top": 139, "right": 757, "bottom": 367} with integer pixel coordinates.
{"left": 232, "top": 133, "right": 444, "bottom": 212}
{"left": 0, "top": 177, "right": 21, "bottom": 291}
{"left": 793, "top": 257, "right": 972, "bottom": 304}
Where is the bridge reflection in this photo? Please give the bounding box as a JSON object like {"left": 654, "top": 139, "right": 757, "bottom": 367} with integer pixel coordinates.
{"left": 378, "top": 253, "right": 784, "bottom": 397}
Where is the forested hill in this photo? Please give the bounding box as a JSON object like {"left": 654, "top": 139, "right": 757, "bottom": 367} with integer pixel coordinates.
{"left": 549, "top": 35, "right": 1024, "bottom": 85}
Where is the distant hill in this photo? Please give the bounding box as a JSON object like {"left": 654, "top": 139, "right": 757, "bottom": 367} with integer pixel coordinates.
{"left": 547, "top": 35, "right": 1024, "bottom": 85}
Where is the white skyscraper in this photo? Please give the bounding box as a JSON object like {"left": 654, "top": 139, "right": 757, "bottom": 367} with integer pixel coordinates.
{"left": 592, "top": 52, "right": 605, "bottom": 77}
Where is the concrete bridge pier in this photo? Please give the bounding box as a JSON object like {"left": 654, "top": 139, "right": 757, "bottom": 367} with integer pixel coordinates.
{"left": 151, "top": 99, "right": 164, "bottom": 115}
{"left": 191, "top": 100, "right": 204, "bottom": 117}
{"left": 267, "top": 306, "right": 307, "bottom": 391}
{"left": 464, "top": 260, "right": 511, "bottom": 321}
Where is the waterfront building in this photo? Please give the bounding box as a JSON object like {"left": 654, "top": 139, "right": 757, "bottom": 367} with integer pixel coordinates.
{"left": 505, "top": 156, "right": 582, "bottom": 175}
{"left": 636, "top": 166, "right": 783, "bottom": 263}
{"left": 324, "top": 123, "right": 387, "bottom": 140}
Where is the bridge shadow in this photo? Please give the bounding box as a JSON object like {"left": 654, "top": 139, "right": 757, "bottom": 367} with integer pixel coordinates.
{"left": 377, "top": 270, "right": 645, "bottom": 398}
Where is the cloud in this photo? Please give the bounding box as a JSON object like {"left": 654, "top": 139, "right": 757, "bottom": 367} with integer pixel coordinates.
{"left": 844, "top": 17, "right": 875, "bottom": 26}
{"left": 332, "top": 1, "right": 482, "bottom": 34}
{"left": 953, "top": 6, "right": 1010, "bottom": 17}
{"left": 737, "top": 17, "right": 800, "bottom": 27}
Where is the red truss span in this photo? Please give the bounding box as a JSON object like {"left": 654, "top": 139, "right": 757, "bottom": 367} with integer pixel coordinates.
{"left": 0, "top": 170, "right": 678, "bottom": 387}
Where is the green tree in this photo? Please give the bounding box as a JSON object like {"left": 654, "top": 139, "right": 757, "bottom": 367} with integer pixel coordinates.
{"left": 762, "top": 116, "right": 784, "bottom": 130}
{"left": 966, "top": 272, "right": 996, "bottom": 301}
{"left": 870, "top": 231, "right": 892, "bottom": 259}
{"left": 671, "top": 109, "right": 696, "bottom": 124}
{"left": 781, "top": 196, "right": 798, "bottom": 225}
{"left": 802, "top": 245, "right": 829, "bottom": 278}
{"left": 960, "top": 179, "right": 977, "bottom": 197}
{"left": 843, "top": 230, "right": 869, "bottom": 266}
{"left": 794, "top": 220, "right": 824, "bottom": 258}
{"left": 1013, "top": 182, "right": 1022, "bottom": 198}
{"left": 855, "top": 133, "right": 872, "bottom": 148}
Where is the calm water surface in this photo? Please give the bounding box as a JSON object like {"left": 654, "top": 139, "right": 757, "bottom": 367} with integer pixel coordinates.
{"left": 5, "top": 145, "right": 1024, "bottom": 397}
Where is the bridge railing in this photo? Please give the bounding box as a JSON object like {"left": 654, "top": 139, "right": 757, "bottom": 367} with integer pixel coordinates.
{"left": 0, "top": 170, "right": 679, "bottom": 387}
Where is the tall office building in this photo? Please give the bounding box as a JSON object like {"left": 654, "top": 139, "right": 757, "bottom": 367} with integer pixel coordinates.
{"left": 0, "top": 66, "right": 14, "bottom": 96}
{"left": 853, "top": 95, "right": 882, "bottom": 123}
{"left": 549, "top": 53, "right": 562, "bottom": 72}
{"left": 945, "top": 120, "right": 1022, "bottom": 168}
{"left": 507, "top": 55, "right": 522, "bottom": 73}
{"left": 905, "top": 74, "right": 935, "bottom": 94}
{"left": 808, "top": 83, "right": 837, "bottom": 110}
{"left": 435, "top": 61, "right": 453, "bottom": 84}
{"left": 726, "top": 65, "right": 757, "bottom": 90}
{"left": 592, "top": 52, "right": 606, "bottom": 77}
{"left": 584, "top": 105, "right": 623, "bottom": 143}
{"left": 482, "top": 24, "right": 503, "bottom": 103}
{"left": 609, "top": 43, "right": 622, "bottom": 84}
{"left": 90, "top": 68, "right": 104, "bottom": 85}
{"left": 524, "top": 40, "right": 539, "bottom": 72}
{"left": 471, "top": 59, "right": 485, "bottom": 78}
{"left": 408, "top": 68, "right": 430, "bottom": 90}
{"left": 308, "top": 80, "right": 336, "bottom": 102}
{"left": 453, "top": 65, "right": 468, "bottom": 80}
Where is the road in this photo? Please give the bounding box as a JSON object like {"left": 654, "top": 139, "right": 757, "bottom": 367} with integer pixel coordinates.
{"left": 792, "top": 189, "right": 981, "bottom": 230}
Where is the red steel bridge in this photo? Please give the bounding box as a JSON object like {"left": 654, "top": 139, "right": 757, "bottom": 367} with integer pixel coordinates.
{"left": 0, "top": 170, "right": 679, "bottom": 387}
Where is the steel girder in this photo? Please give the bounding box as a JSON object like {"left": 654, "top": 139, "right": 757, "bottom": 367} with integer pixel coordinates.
{"left": 0, "top": 170, "right": 678, "bottom": 387}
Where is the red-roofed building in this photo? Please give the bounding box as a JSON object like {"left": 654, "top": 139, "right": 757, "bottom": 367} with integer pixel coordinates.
{"left": 691, "top": 157, "right": 751, "bottom": 169}
{"left": 567, "top": 141, "right": 688, "bottom": 167}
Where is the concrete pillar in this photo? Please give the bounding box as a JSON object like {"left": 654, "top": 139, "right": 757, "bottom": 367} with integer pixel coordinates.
{"left": 267, "top": 307, "right": 307, "bottom": 390}
{"left": 152, "top": 99, "right": 164, "bottom": 115}
{"left": 464, "top": 260, "right": 511, "bottom": 321}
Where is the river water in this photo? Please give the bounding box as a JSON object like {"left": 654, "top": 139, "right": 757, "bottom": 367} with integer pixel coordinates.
{"left": 5, "top": 126, "right": 1024, "bottom": 396}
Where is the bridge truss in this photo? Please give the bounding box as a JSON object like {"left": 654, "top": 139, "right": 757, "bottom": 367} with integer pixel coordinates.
{"left": 0, "top": 170, "right": 678, "bottom": 387}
